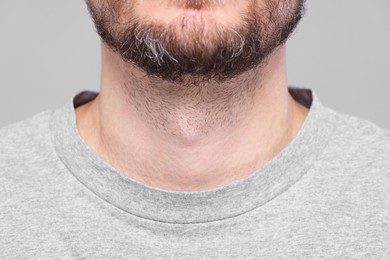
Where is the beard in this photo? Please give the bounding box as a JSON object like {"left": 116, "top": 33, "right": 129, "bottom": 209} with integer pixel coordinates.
{"left": 86, "top": 0, "right": 305, "bottom": 83}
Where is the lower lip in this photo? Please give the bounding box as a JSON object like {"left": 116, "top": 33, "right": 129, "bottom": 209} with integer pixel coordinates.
{"left": 183, "top": 3, "right": 205, "bottom": 10}
{"left": 174, "top": 0, "right": 217, "bottom": 10}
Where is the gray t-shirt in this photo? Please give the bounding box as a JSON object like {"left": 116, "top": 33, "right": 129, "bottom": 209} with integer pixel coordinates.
{"left": 1, "top": 87, "right": 389, "bottom": 259}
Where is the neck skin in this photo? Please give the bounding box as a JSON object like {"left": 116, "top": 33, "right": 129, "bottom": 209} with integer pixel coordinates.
{"left": 76, "top": 43, "right": 309, "bottom": 192}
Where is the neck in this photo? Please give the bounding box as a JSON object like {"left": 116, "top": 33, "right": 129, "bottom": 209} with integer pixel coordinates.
{"left": 76, "top": 43, "right": 309, "bottom": 192}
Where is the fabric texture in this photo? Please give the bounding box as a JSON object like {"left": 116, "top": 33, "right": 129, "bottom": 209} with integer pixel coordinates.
{"left": 1, "top": 86, "right": 389, "bottom": 259}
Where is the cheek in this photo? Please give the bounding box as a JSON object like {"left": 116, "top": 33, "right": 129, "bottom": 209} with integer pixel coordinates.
{"left": 93, "top": 0, "right": 137, "bottom": 27}
{"left": 88, "top": 0, "right": 113, "bottom": 11}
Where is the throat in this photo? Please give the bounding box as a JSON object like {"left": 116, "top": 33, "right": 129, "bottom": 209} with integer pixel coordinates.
{"left": 159, "top": 103, "right": 245, "bottom": 147}
{"left": 122, "top": 73, "right": 258, "bottom": 148}
{"left": 172, "top": 112, "right": 211, "bottom": 146}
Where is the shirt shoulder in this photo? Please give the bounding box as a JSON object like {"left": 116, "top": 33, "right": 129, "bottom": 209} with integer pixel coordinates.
{"left": 317, "top": 106, "right": 390, "bottom": 172}
{"left": 0, "top": 110, "right": 54, "bottom": 157}
{"left": 310, "top": 107, "right": 390, "bottom": 205}
{"left": 329, "top": 109, "right": 390, "bottom": 160}
{"left": 0, "top": 110, "right": 60, "bottom": 183}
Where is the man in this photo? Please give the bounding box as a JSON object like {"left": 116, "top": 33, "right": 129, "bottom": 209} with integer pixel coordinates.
{"left": 1, "top": 0, "right": 389, "bottom": 258}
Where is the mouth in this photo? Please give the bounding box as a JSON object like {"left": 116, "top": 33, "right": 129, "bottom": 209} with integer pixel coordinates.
{"left": 172, "top": 0, "right": 224, "bottom": 10}
{"left": 183, "top": 2, "right": 205, "bottom": 10}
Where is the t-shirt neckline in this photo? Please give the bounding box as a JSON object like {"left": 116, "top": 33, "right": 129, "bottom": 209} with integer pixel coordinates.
{"left": 51, "top": 87, "right": 336, "bottom": 224}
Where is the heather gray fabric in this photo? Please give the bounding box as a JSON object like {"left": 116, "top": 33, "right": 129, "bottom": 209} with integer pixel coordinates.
{"left": 1, "top": 86, "right": 389, "bottom": 259}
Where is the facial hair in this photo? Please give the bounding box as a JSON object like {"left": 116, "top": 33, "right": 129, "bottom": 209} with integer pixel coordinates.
{"left": 86, "top": 0, "right": 305, "bottom": 83}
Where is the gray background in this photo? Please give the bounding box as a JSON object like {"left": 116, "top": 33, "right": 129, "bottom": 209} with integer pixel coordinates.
{"left": 0, "top": 1, "right": 389, "bottom": 129}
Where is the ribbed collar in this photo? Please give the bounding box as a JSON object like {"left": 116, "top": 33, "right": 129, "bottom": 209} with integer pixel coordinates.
{"left": 51, "top": 87, "right": 336, "bottom": 224}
